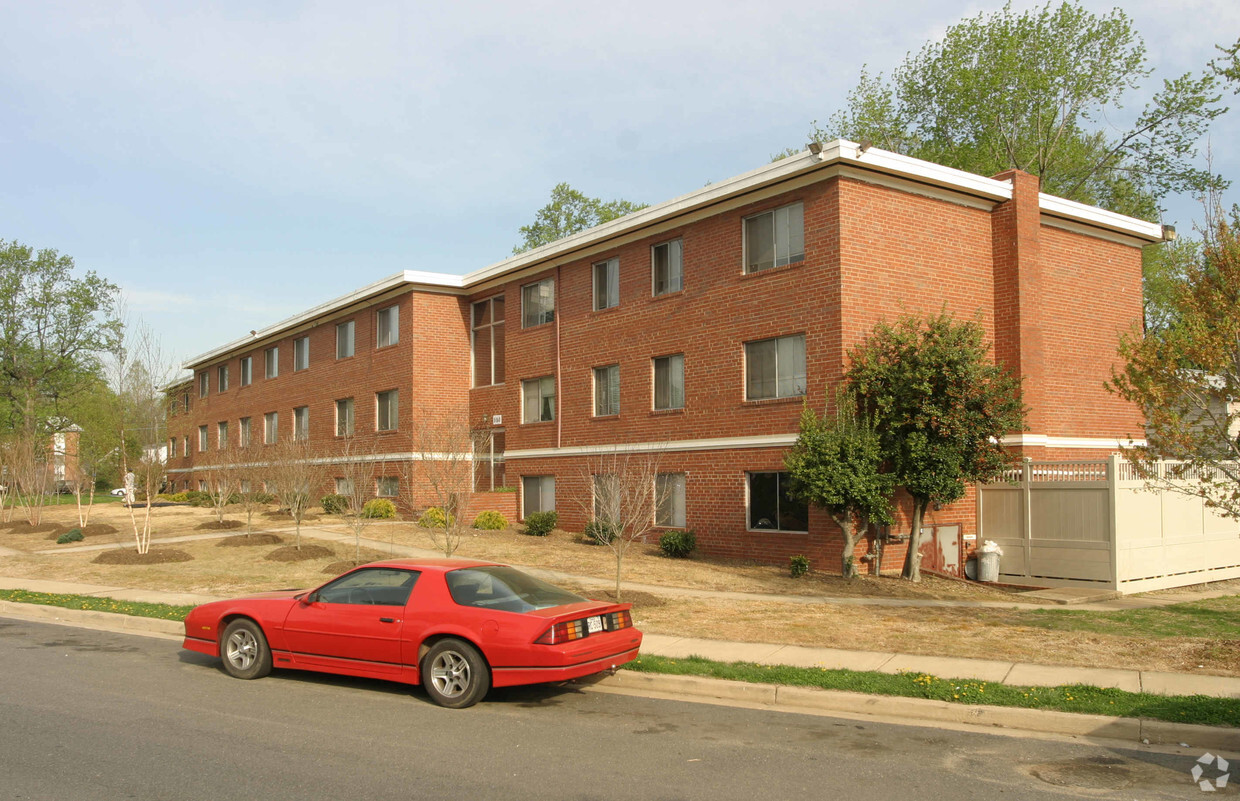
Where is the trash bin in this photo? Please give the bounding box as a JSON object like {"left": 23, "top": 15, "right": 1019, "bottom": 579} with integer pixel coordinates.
{"left": 977, "top": 540, "right": 1003, "bottom": 582}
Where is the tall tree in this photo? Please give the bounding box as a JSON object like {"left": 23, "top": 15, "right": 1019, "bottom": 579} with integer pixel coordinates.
{"left": 814, "top": 3, "right": 1227, "bottom": 218}
{"left": 513, "top": 183, "right": 647, "bottom": 253}
{"left": 846, "top": 313, "right": 1027, "bottom": 582}
{"left": 0, "top": 241, "right": 120, "bottom": 435}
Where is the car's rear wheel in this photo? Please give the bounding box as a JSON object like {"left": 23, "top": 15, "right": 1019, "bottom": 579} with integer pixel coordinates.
{"left": 422, "top": 638, "right": 489, "bottom": 708}
{"left": 220, "top": 619, "right": 272, "bottom": 680}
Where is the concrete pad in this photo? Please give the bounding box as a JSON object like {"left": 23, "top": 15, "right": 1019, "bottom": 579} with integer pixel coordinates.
{"left": 640, "top": 635, "right": 783, "bottom": 664}
{"left": 878, "top": 654, "right": 1015, "bottom": 683}
{"left": 1141, "top": 671, "right": 1240, "bottom": 699}
{"left": 1018, "top": 587, "right": 1122, "bottom": 605}
{"left": 602, "top": 671, "right": 778, "bottom": 705}
{"left": 1141, "top": 719, "right": 1240, "bottom": 753}
{"left": 0, "top": 577, "right": 120, "bottom": 595}
{"left": 761, "top": 645, "right": 894, "bottom": 672}
{"left": 1005, "top": 663, "right": 1142, "bottom": 693}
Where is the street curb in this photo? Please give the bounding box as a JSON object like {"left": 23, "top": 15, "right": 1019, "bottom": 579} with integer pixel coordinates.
{"left": 0, "top": 600, "right": 183, "bottom": 637}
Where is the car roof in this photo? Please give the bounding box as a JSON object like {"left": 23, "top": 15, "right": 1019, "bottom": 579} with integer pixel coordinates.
{"left": 353, "top": 558, "right": 504, "bottom": 574}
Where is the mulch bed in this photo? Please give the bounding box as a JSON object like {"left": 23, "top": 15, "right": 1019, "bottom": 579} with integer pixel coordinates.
{"left": 562, "top": 585, "right": 667, "bottom": 608}
{"left": 216, "top": 533, "right": 284, "bottom": 547}
{"left": 322, "top": 560, "right": 370, "bottom": 574}
{"left": 196, "top": 520, "right": 245, "bottom": 531}
{"left": 44, "top": 522, "right": 124, "bottom": 541}
{"left": 4, "top": 522, "right": 60, "bottom": 534}
{"left": 265, "top": 544, "right": 334, "bottom": 563}
{"left": 92, "top": 548, "right": 194, "bottom": 565}
{"left": 262, "top": 511, "right": 319, "bottom": 522}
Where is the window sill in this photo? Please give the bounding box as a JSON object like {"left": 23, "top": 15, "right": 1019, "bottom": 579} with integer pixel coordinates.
{"left": 590, "top": 304, "right": 620, "bottom": 316}
{"left": 743, "top": 395, "right": 805, "bottom": 407}
{"left": 740, "top": 260, "right": 805, "bottom": 281}
{"left": 518, "top": 320, "right": 555, "bottom": 332}
{"left": 650, "top": 407, "right": 685, "bottom": 416}
{"left": 591, "top": 414, "right": 620, "bottom": 422}
{"left": 521, "top": 419, "right": 555, "bottom": 426}
{"left": 747, "top": 528, "right": 810, "bottom": 535}
{"left": 651, "top": 288, "right": 685, "bottom": 302}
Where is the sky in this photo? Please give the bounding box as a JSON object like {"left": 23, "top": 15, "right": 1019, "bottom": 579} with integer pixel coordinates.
{"left": 2, "top": 0, "right": 1238, "bottom": 372}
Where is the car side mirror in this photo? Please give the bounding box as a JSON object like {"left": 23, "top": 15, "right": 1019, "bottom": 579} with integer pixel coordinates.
{"left": 300, "top": 592, "right": 317, "bottom": 605}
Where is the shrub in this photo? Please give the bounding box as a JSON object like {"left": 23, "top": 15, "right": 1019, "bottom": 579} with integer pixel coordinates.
{"left": 362, "top": 498, "right": 397, "bottom": 519}
{"left": 252, "top": 492, "right": 276, "bottom": 504}
{"left": 523, "top": 510, "right": 558, "bottom": 537}
{"left": 56, "top": 529, "right": 84, "bottom": 544}
{"left": 472, "top": 510, "right": 508, "bottom": 530}
{"left": 789, "top": 554, "right": 811, "bottom": 578}
{"left": 492, "top": 485, "right": 517, "bottom": 493}
{"left": 418, "top": 507, "right": 454, "bottom": 528}
{"left": 185, "top": 490, "right": 212, "bottom": 507}
{"left": 584, "top": 519, "right": 617, "bottom": 546}
{"left": 659, "top": 529, "right": 696, "bottom": 559}
{"left": 320, "top": 494, "right": 349, "bottom": 514}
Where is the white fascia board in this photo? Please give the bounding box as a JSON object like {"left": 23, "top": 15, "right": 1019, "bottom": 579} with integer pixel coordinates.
{"left": 1000, "top": 434, "right": 1148, "bottom": 449}
{"left": 504, "top": 433, "right": 799, "bottom": 460}
{"left": 182, "top": 269, "right": 462, "bottom": 369}
{"left": 1038, "top": 193, "right": 1163, "bottom": 242}
{"left": 821, "top": 140, "right": 1014, "bottom": 201}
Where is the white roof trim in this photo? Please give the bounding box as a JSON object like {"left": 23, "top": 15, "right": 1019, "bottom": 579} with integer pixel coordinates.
{"left": 1038, "top": 193, "right": 1163, "bottom": 242}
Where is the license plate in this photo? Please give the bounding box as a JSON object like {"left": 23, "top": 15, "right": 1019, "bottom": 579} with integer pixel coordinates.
{"left": 586, "top": 616, "right": 603, "bottom": 634}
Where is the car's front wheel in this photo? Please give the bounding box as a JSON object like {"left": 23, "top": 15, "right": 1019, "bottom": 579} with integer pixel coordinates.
{"left": 421, "top": 638, "right": 490, "bottom": 708}
{"left": 220, "top": 619, "right": 272, "bottom": 680}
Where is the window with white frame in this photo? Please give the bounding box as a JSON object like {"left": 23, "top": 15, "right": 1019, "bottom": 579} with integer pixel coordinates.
{"left": 594, "top": 364, "right": 620, "bottom": 417}
{"left": 652, "top": 239, "right": 683, "bottom": 295}
{"left": 656, "top": 472, "right": 687, "bottom": 528}
{"left": 592, "top": 258, "right": 619, "bottom": 311}
{"left": 592, "top": 473, "right": 620, "bottom": 522}
{"left": 337, "top": 320, "right": 355, "bottom": 358}
{"left": 294, "top": 336, "right": 309, "bottom": 371}
{"left": 264, "top": 347, "right": 279, "bottom": 379}
{"left": 239, "top": 417, "right": 251, "bottom": 447}
{"left": 376, "top": 305, "right": 399, "bottom": 348}
{"left": 376, "top": 476, "right": 399, "bottom": 497}
{"left": 653, "top": 354, "right": 684, "bottom": 410}
{"left": 747, "top": 471, "right": 808, "bottom": 532}
{"left": 198, "top": 372, "right": 208, "bottom": 398}
{"left": 336, "top": 398, "right": 354, "bottom": 437}
{"left": 182, "top": 437, "right": 188, "bottom": 457}
{"left": 521, "top": 279, "right": 555, "bottom": 328}
{"left": 293, "top": 406, "right": 309, "bottom": 440}
{"left": 217, "top": 421, "right": 229, "bottom": 449}
{"left": 335, "top": 477, "right": 353, "bottom": 496}
{"left": 198, "top": 425, "right": 208, "bottom": 452}
{"left": 198, "top": 480, "right": 207, "bottom": 493}
{"left": 240, "top": 356, "right": 252, "bottom": 386}
{"left": 744, "top": 202, "right": 805, "bottom": 273}
{"left": 264, "top": 411, "right": 278, "bottom": 444}
{"left": 376, "top": 390, "right": 398, "bottom": 431}
{"left": 182, "top": 392, "right": 190, "bottom": 413}
{"left": 745, "top": 334, "right": 806, "bottom": 400}
{"left": 217, "top": 365, "right": 229, "bottom": 392}
{"left": 471, "top": 296, "right": 506, "bottom": 387}
{"left": 168, "top": 438, "right": 175, "bottom": 458}
{"left": 240, "top": 479, "right": 251, "bottom": 493}
{"left": 522, "top": 475, "right": 555, "bottom": 516}
{"left": 522, "top": 376, "right": 555, "bottom": 423}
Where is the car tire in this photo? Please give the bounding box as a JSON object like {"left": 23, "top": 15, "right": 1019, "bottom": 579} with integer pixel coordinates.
{"left": 421, "top": 638, "right": 490, "bottom": 709}
{"left": 220, "top": 619, "right": 273, "bottom": 680}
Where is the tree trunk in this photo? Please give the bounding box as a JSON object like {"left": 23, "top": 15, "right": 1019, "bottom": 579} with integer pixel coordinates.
{"left": 901, "top": 498, "right": 928, "bottom": 582}
{"left": 832, "top": 512, "right": 858, "bottom": 579}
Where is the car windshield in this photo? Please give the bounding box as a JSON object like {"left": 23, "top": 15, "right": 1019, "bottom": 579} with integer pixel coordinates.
{"left": 445, "top": 566, "right": 586, "bottom": 613}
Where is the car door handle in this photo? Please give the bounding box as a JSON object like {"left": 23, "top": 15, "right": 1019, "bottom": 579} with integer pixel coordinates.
{"left": 379, "top": 617, "right": 398, "bottom": 623}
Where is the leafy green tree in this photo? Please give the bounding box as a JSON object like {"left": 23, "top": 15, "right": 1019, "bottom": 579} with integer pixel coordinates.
{"left": 513, "top": 183, "right": 647, "bottom": 253}
{"left": 846, "top": 313, "right": 1027, "bottom": 582}
{"left": 1143, "top": 237, "right": 1201, "bottom": 332}
{"left": 814, "top": 2, "right": 1227, "bottom": 218}
{"left": 785, "top": 395, "right": 893, "bottom": 578}
{"left": 1110, "top": 205, "right": 1240, "bottom": 519}
{"left": 1214, "top": 37, "right": 1239, "bottom": 87}
{"left": 0, "top": 240, "right": 121, "bottom": 436}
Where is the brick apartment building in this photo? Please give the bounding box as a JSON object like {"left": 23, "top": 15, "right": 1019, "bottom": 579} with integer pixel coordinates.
{"left": 167, "top": 141, "right": 1163, "bottom": 572}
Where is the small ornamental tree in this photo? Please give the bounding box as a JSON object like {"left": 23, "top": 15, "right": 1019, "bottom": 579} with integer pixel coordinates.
{"left": 266, "top": 436, "right": 331, "bottom": 550}
{"left": 785, "top": 395, "right": 894, "bottom": 578}
{"left": 846, "top": 313, "right": 1026, "bottom": 582}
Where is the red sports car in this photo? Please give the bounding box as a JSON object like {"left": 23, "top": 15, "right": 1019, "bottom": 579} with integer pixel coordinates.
{"left": 182, "top": 559, "right": 642, "bottom": 708}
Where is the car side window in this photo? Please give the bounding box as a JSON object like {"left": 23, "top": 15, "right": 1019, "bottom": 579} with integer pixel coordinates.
{"left": 314, "top": 568, "right": 420, "bottom": 606}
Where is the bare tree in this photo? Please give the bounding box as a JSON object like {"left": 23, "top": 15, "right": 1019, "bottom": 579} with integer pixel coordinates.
{"left": 234, "top": 446, "right": 269, "bottom": 537}
{"left": 203, "top": 436, "right": 243, "bottom": 525}
{"left": 333, "top": 436, "right": 388, "bottom": 564}
{"left": 411, "top": 413, "right": 487, "bottom": 558}
{"left": 265, "top": 436, "right": 331, "bottom": 550}
{"left": 6, "top": 433, "right": 50, "bottom": 526}
{"left": 575, "top": 447, "right": 671, "bottom": 601}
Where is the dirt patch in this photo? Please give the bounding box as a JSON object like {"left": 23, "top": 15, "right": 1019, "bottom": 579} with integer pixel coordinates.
{"left": 196, "top": 520, "right": 245, "bottom": 531}
{"left": 216, "top": 533, "right": 284, "bottom": 547}
{"left": 263, "top": 511, "right": 319, "bottom": 522}
{"left": 4, "top": 522, "right": 60, "bottom": 535}
{"left": 322, "top": 559, "right": 369, "bottom": 574}
{"left": 82, "top": 523, "right": 118, "bottom": 536}
{"left": 561, "top": 584, "right": 667, "bottom": 608}
{"left": 266, "top": 544, "right": 335, "bottom": 563}
{"left": 92, "top": 548, "right": 194, "bottom": 565}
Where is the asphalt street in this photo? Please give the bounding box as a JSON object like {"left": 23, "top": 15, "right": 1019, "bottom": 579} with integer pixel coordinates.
{"left": 0, "top": 617, "right": 1225, "bottom": 801}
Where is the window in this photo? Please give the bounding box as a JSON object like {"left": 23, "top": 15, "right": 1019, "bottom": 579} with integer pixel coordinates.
{"left": 240, "top": 479, "right": 251, "bottom": 493}
{"left": 168, "top": 438, "right": 175, "bottom": 458}
{"left": 217, "top": 365, "right": 230, "bottom": 392}
{"left": 652, "top": 239, "right": 683, "bottom": 295}
{"left": 198, "top": 425, "right": 208, "bottom": 452}
{"left": 336, "top": 320, "right": 355, "bottom": 358}
{"left": 314, "top": 567, "right": 419, "bottom": 607}
{"left": 336, "top": 398, "right": 354, "bottom": 437}
{"left": 198, "top": 480, "right": 207, "bottom": 493}
{"left": 594, "top": 364, "right": 620, "bottom": 417}
{"left": 745, "top": 334, "right": 806, "bottom": 400}
{"left": 744, "top": 202, "right": 805, "bottom": 273}
{"left": 240, "top": 356, "right": 252, "bottom": 386}
{"left": 335, "top": 477, "right": 353, "bottom": 496}
{"left": 376, "top": 476, "right": 399, "bottom": 497}
{"left": 376, "top": 390, "right": 398, "bottom": 431}
{"left": 377, "top": 305, "right": 399, "bottom": 348}
{"left": 198, "top": 372, "right": 208, "bottom": 398}
{"left": 217, "top": 421, "right": 229, "bottom": 449}
{"left": 592, "top": 474, "right": 620, "bottom": 522}
{"left": 472, "top": 297, "right": 506, "bottom": 387}
{"left": 264, "top": 347, "right": 279, "bottom": 379}
{"left": 656, "top": 473, "right": 687, "bottom": 528}
{"left": 747, "top": 471, "right": 808, "bottom": 532}
{"left": 182, "top": 437, "right": 188, "bottom": 457}
{"left": 592, "top": 257, "right": 619, "bottom": 311}
{"left": 522, "top": 376, "right": 555, "bottom": 423}
{"left": 653, "top": 354, "right": 685, "bottom": 410}
{"left": 182, "top": 392, "right": 190, "bottom": 413}
{"left": 294, "top": 336, "right": 309, "bottom": 371}
{"left": 521, "top": 279, "right": 555, "bottom": 327}
{"left": 239, "top": 417, "right": 251, "bottom": 447}
{"left": 264, "top": 412, "right": 278, "bottom": 444}
{"left": 294, "top": 406, "right": 309, "bottom": 441}
{"left": 522, "top": 475, "right": 555, "bottom": 515}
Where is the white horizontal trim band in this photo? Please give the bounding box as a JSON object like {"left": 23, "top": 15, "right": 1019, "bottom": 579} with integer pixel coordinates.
{"left": 999, "top": 434, "right": 1147, "bottom": 449}
{"left": 504, "top": 434, "right": 799, "bottom": 460}
{"left": 166, "top": 451, "right": 470, "bottom": 474}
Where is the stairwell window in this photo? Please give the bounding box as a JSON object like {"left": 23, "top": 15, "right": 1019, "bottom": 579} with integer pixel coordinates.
{"left": 472, "top": 297, "right": 506, "bottom": 387}
{"left": 744, "top": 202, "right": 804, "bottom": 273}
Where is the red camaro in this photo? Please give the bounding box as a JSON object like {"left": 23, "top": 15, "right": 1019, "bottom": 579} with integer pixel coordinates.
{"left": 182, "top": 558, "right": 642, "bottom": 708}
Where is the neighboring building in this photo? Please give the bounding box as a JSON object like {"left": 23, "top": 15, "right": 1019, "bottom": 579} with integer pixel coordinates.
{"left": 168, "top": 141, "right": 1164, "bottom": 570}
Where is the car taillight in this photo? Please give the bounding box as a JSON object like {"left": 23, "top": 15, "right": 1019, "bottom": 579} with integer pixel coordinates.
{"left": 535, "top": 619, "right": 586, "bottom": 645}
{"left": 607, "top": 610, "right": 632, "bottom": 631}
{"left": 535, "top": 609, "right": 633, "bottom": 645}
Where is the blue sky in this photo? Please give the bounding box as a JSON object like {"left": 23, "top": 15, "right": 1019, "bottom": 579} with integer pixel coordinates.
{"left": 2, "top": 0, "right": 1237, "bottom": 370}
